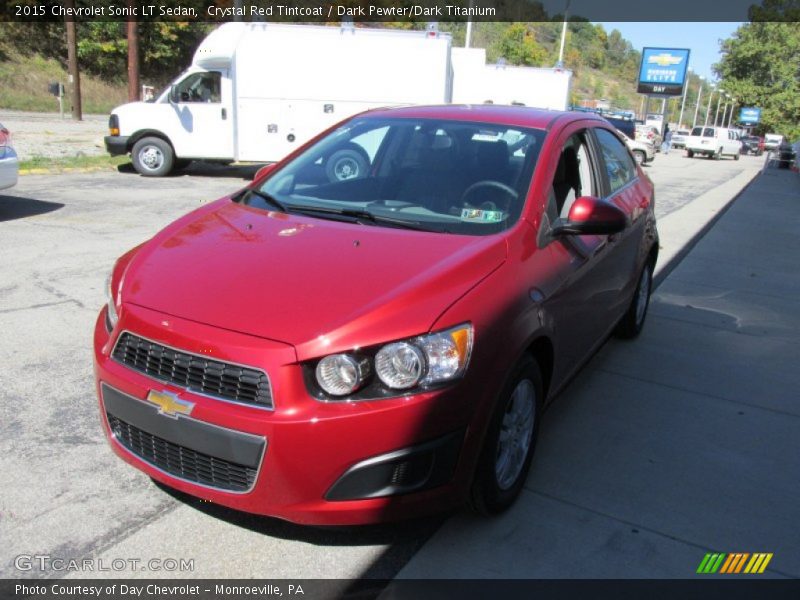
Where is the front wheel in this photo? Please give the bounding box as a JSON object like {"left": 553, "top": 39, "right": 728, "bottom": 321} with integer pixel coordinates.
{"left": 469, "top": 355, "right": 543, "bottom": 516}
{"left": 325, "top": 148, "right": 368, "bottom": 182}
{"left": 131, "top": 137, "right": 174, "bottom": 177}
{"left": 615, "top": 261, "right": 653, "bottom": 339}
{"left": 686, "top": 150, "right": 694, "bottom": 158}
{"left": 632, "top": 150, "right": 646, "bottom": 165}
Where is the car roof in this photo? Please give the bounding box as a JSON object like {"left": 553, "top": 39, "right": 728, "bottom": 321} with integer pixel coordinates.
{"left": 359, "top": 104, "right": 607, "bottom": 130}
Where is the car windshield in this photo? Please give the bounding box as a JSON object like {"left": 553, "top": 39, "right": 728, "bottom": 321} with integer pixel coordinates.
{"left": 244, "top": 117, "right": 544, "bottom": 236}
{"left": 691, "top": 127, "right": 716, "bottom": 137}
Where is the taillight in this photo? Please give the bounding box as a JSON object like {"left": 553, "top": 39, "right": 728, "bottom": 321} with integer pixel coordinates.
{"left": 0, "top": 127, "right": 9, "bottom": 147}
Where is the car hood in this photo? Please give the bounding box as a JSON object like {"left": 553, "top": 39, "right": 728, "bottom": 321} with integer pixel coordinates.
{"left": 122, "top": 199, "right": 507, "bottom": 357}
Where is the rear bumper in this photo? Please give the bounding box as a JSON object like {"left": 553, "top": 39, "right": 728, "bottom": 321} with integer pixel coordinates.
{"left": 105, "top": 135, "right": 130, "bottom": 156}
{"left": 0, "top": 148, "right": 19, "bottom": 190}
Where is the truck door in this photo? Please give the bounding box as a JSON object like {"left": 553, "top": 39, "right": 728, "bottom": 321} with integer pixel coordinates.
{"left": 169, "top": 70, "right": 234, "bottom": 160}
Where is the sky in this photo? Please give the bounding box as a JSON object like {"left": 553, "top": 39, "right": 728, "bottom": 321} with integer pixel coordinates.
{"left": 598, "top": 22, "right": 744, "bottom": 82}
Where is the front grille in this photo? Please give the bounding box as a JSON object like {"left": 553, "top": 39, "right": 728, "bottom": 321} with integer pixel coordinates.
{"left": 112, "top": 332, "right": 273, "bottom": 408}
{"left": 107, "top": 413, "right": 257, "bottom": 491}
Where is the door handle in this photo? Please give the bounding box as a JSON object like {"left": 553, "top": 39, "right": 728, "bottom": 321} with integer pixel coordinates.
{"left": 221, "top": 108, "right": 227, "bottom": 120}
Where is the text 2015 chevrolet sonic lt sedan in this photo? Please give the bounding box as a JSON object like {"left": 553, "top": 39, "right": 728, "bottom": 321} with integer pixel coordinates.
{"left": 94, "top": 105, "right": 658, "bottom": 525}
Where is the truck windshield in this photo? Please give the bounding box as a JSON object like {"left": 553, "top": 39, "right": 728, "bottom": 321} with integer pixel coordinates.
{"left": 244, "top": 117, "right": 544, "bottom": 236}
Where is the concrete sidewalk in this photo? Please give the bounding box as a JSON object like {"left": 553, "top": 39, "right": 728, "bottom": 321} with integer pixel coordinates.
{"left": 394, "top": 167, "right": 800, "bottom": 579}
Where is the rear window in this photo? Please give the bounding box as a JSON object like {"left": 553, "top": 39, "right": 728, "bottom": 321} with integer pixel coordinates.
{"left": 691, "top": 127, "right": 716, "bottom": 137}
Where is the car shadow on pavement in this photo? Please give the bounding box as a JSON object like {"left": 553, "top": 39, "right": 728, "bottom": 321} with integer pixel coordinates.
{"left": 116, "top": 161, "right": 263, "bottom": 180}
{"left": 152, "top": 479, "right": 446, "bottom": 576}
{"left": 0, "top": 195, "right": 64, "bottom": 222}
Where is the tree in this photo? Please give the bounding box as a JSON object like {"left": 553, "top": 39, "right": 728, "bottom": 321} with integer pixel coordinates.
{"left": 493, "top": 23, "right": 548, "bottom": 67}
{"left": 715, "top": 22, "right": 800, "bottom": 138}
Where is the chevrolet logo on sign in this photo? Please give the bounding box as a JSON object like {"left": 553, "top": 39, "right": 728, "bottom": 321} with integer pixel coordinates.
{"left": 147, "top": 390, "right": 194, "bottom": 418}
{"left": 648, "top": 53, "right": 683, "bottom": 67}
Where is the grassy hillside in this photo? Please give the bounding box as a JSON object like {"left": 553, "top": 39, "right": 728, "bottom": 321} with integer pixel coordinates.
{"left": 0, "top": 46, "right": 126, "bottom": 114}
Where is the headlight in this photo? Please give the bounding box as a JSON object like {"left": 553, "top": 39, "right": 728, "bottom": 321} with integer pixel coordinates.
{"left": 315, "top": 354, "right": 370, "bottom": 396}
{"left": 375, "top": 342, "right": 426, "bottom": 389}
{"left": 312, "top": 323, "right": 473, "bottom": 399}
{"left": 105, "top": 272, "right": 119, "bottom": 330}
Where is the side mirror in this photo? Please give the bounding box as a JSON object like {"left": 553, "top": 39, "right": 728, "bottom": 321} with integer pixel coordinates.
{"left": 168, "top": 85, "right": 178, "bottom": 104}
{"left": 552, "top": 196, "right": 627, "bottom": 236}
{"left": 253, "top": 163, "right": 277, "bottom": 181}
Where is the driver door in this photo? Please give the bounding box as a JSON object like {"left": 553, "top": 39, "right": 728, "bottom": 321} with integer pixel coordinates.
{"left": 169, "top": 70, "right": 234, "bottom": 160}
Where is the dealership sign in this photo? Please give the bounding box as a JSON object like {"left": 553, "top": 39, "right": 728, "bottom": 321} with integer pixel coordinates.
{"left": 739, "top": 107, "right": 761, "bottom": 124}
{"left": 637, "top": 48, "right": 691, "bottom": 96}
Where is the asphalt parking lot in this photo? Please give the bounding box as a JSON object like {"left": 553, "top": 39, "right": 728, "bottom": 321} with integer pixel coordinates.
{"left": 0, "top": 151, "right": 774, "bottom": 580}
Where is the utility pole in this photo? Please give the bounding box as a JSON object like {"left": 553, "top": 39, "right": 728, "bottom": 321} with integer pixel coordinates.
{"left": 127, "top": 0, "right": 140, "bottom": 102}
{"left": 64, "top": 0, "right": 82, "bottom": 120}
{"left": 727, "top": 100, "right": 736, "bottom": 128}
{"left": 703, "top": 85, "right": 715, "bottom": 127}
{"left": 465, "top": 0, "right": 474, "bottom": 47}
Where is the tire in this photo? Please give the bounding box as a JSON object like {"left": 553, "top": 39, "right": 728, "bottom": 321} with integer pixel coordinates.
{"left": 714, "top": 148, "right": 722, "bottom": 160}
{"left": 615, "top": 260, "right": 654, "bottom": 339}
{"left": 687, "top": 150, "right": 694, "bottom": 158}
{"left": 469, "top": 355, "right": 543, "bottom": 516}
{"left": 325, "top": 148, "right": 368, "bottom": 182}
{"left": 131, "top": 136, "right": 174, "bottom": 177}
{"left": 632, "top": 150, "right": 646, "bottom": 165}
{"left": 734, "top": 152, "right": 740, "bottom": 161}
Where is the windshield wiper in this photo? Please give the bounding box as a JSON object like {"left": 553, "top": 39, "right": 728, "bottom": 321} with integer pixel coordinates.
{"left": 288, "top": 205, "right": 446, "bottom": 232}
{"left": 245, "top": 188, "right": 289, "bottom": 212}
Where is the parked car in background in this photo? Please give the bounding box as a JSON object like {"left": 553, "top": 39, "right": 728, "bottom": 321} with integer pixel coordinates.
{"left": 764, "top": 134, "right": 784, "bottom": 151}
{"left": 604, "top": 116, "right": 636, "bottom": 141}
{"left": 740, "top": 135, "right": 765, "bottom": 156}
{"left": 774, "top": 140, "right": 796, "bottom": 169}
{"left": 622, "top": 132, "right": 656, "bottom": 165}
{"left": 670, "top": 129, "right": 691, "bottom": 150}
{"left": 0, "top": 123, "right": 19, "bottom": 190}
{"left": 684, "top": 126, "right": 742, "bottom": 160}
{"left": 635, "top": 124, "right": 662, "bottom": 149}
{"left": 94, "top": 105, "right": 659, "bottom": 525}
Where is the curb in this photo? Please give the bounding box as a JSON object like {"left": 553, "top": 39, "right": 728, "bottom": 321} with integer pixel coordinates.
{"left": 18, "top": 165, "right": 122, "bottom": 176}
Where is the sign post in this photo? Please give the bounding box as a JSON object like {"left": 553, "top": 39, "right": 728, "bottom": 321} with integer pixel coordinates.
{"left": 637, "top": 48, "right": 691, "bottom": 136}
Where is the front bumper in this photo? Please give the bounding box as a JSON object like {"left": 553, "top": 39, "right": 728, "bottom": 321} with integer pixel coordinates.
{"left": 94, "top": 303, "right": 473, "bottom": 525}
{"left": 104, "top": 135, "right": 130, "bottom": 156}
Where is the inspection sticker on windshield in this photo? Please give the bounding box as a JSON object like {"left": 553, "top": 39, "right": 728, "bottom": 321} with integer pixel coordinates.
{"left": 460, "top": 208, "right": 504, "bottom": 223}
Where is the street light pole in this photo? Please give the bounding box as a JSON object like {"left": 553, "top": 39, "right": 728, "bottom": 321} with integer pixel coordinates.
{"left": 714, "top": 90, "right": 723, "bottom": 126}
{"left": 703, "top": 85, "right": 715, "bottom": 127}
{"left": 556, "top": 0, "right": 571, "bottom": 68}
{"left": 692, "top": 76, "right": 705, "bottom": 128}
{"left": 677, "top": 68, "right": 692, "bottom": 128}
{"left": 727, "top": 100, "right": 736, "bottom": 128}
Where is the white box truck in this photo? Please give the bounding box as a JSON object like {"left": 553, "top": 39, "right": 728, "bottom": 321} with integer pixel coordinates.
{"left": 105, "top": 22, "right": 453, "bottom": 176}
{"left": 451, "top": 47, "right": 572, "bottom": 111}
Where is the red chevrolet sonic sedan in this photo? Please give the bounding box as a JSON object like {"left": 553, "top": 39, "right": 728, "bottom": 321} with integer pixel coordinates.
{"left": 94, "top": 105, "right": 658, "bottom": 525}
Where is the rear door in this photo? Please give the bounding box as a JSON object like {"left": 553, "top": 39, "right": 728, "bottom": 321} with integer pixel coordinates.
{"left": 591, "top": 127, "right": 648, "bottom": 318}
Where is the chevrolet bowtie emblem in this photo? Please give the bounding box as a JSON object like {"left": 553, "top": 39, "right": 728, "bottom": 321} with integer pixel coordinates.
{"left": 648, "top": 53, "right": 683, "bottom": 67}
{"left": 146, "top": 390, "right": 194, "bottom": 418}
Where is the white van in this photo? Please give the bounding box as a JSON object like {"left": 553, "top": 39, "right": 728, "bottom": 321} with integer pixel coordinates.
{"left": 684, "top": 126, "right": 742, "bottom": 160}
{"left": 105, "top": 23, "right": 453, "bottom": 176}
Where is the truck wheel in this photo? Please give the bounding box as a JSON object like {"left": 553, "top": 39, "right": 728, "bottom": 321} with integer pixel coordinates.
{"left": 132, "top": 137, "right": 174, "bottom": 177}
{"left": 469, "top": 354, "right": 543, "bottom": 516}
{"left": 632, "top": 150, "right": 646, "bottom": 165}
{"left": 325, "top": 148, "right": 368, "bottom": 182}
{"left": 686, "top": 150, "right": 694, "bottom": 158}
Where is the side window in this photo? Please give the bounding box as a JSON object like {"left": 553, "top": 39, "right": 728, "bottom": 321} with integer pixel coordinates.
{"left": 174, "top": 72, "right": 221, "bottom": 103}
{"left": 594, "top": 128, "right": 636, "bottom": 194}
{"left": 550, "top": 132, "right": 598, "bottom": 219}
